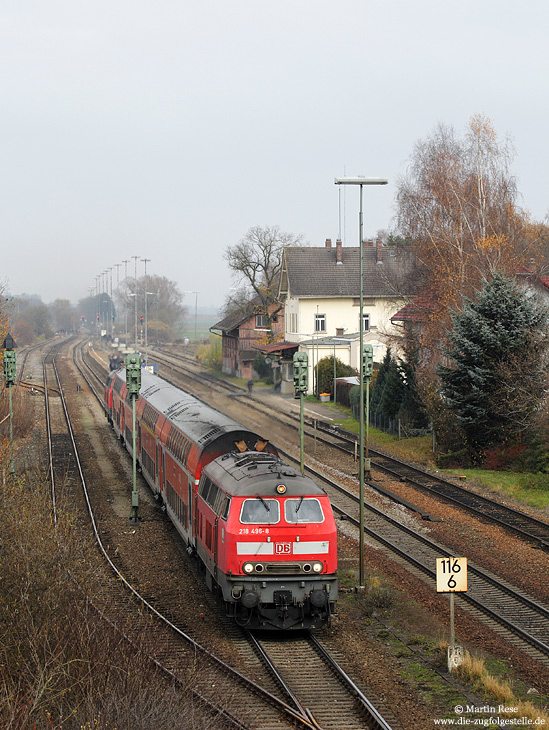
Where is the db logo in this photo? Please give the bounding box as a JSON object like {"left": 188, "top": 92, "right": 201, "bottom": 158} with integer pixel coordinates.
{"left": 275, "top": 543, "right": 291, "bottom": 554}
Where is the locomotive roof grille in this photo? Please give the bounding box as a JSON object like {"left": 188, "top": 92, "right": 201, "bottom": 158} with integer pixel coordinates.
{"left": 206, "top": 450, "right": 327, "bottom": 497}
{"left": 198, "top": 426, "right": 224, "bottom": 444}
{"left": 234, "top": 453, "right": 279, "bottom": 469}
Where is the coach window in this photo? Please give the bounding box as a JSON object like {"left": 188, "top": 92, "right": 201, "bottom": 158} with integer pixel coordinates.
{"left": 240, "top": 498, "right": 280, "bottom": 524}
{"left": 284, "top": 498, "right": 324, "bottom": 524}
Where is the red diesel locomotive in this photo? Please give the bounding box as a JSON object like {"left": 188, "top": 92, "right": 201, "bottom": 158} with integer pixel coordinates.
{"left": 105, "top": 367, "right": 338, "bottom": 629}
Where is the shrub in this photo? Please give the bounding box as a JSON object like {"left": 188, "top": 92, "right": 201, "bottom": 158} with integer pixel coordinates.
{"left": 253, "top": 352, "right": 271, "bottom": 379}
{"left": 315, "top": 356, "right": 356, "bottom": 398}
{"left": 196, "top": 339, "right": 222, "bottom": 370}
{"left": 0, "top": 472, "right": 217, "bottom": 729}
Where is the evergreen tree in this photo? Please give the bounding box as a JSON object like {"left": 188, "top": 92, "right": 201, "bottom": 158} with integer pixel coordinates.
{"left": 370, "top": 348, "right": 392, "bottom": 413}
{"left": 438, "top": 272, "right": 549, "bottom": 461}
{"left": 398, "top": 347, "right": 430, "bottom": 428}
{"left": 379, "top": 359, "right": 405, "bottom": 419}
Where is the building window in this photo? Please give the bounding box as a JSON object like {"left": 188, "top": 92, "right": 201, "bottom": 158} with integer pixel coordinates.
{"left": 287, "top": 312, "right": 298, "bottom": 333}
{"left": 314, "top": 313, "right": 326, "bottom": 333}
{"left": 256, "top": 314, "right": 268, "bottom": 328}
{"left": 362, "top": 313, "right": 370, "bottom": 332}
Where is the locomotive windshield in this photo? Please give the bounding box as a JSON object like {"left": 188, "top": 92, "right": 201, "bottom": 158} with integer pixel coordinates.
{"left": 284, "top": 498, "right": 325, "bottom": 524}
{"left": 240, "top": 498, "right": 280, "bottom": 524}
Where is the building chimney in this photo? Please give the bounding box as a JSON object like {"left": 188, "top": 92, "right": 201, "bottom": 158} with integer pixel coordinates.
{"left": 325, "top": 238, "right": 332, "bottom": 248}
{"left": 336, "top": 239, "right": 343, "bottom": 264}
{"left": 376, "top": 238, "right": 383, "bottom": 264}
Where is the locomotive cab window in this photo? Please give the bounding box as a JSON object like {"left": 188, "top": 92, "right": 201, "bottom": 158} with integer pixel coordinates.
{"left": 284, "top": 498, "right": 324, "bottom": 524}
{"left": 199, "top": 475, "right": 230, "bottom": 517}
{"left": 240, "top": 498, "right": 280, "bottom": 524}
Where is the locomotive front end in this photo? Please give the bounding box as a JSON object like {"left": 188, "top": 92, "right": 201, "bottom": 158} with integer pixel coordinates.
{"left": 211, "top": 454, "right": 338, "bottom": 630}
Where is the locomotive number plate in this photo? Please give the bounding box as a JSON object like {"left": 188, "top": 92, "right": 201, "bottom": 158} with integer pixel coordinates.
{"left": 275, "top": 543, "right": 291, "bottom": 554}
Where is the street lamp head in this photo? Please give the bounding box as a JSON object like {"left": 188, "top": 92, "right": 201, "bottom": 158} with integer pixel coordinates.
{"left": 334, "top": 176, "right": 388, "bottom": 186}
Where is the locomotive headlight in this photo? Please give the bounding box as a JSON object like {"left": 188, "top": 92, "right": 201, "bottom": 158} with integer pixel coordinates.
{"left": 312, "top": 562, "right": 323, "bottom": 573}
{"left": 243, "top": 563, "right": 254, "bottom": 574}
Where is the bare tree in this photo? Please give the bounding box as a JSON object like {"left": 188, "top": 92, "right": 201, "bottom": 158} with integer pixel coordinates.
{"left": 395, "top": 116, "right": 536, "bottom": 340}
{"left": 49, "top": 298, "right": 77, "bottom": 333}
{"left": 117, "top": 275, "right": 185, "bottom": 336}
{"left": 220, "top": 284, "right": 253, "bottom": 320}
{"left": 224, "top": 225, "right": 304, "bottom": 328}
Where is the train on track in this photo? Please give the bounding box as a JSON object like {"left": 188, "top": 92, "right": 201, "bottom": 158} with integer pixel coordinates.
{"left": 104, "top": 367, "right": 338, "bottom": 630}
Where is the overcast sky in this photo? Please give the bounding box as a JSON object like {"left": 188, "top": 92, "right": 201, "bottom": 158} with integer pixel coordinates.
{"left": 2, "top": 1, "right": 548, "bottom": 313}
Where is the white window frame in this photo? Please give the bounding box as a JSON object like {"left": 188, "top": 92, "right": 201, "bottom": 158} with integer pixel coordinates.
{"left": 361, "top": 313, "right": 370, "bottom": 332}
{"left": 314, "top": 313, "right": 326, "bottom": 333}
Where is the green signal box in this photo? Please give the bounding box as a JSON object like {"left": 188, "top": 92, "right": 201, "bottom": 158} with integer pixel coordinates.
{"left": 3, "top": 350, "right": 16, "bottom": 385}
{"left": 125, "top": 353, "right": 142, "bottom": 397}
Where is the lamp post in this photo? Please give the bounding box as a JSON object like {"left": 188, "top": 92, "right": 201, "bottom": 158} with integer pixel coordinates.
{"left": 122, "top": 259, "right": 129, "bottom": 339}
{"left": 141, "top": 258, "right": 151, "bottom": 363}
{"left": 184, "top": 291, "right": 198, "bottom": 342}
{"left": 132, "top": 255, "right": 140, "bottom": 352}
{"left": 95, "top": 276, "right": 100, "bottom": 340}
{"left": 331, "top": 336, "right": 350, "bottom": 406}
{"left": 108, "top": 267, "right": 114, "bottom": 339}
{"left": 114, "top": 263, "right": 122, "bottom": 336}
{"left": 334, "top": 175, "right": 388, "bottom": 589}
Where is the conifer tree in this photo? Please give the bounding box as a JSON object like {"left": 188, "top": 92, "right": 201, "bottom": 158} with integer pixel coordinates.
{"left": 370, "top": 348, "right": 392, "bottom": 413}
{"left": 438, "top": 272, "right": 548, "bottom": 460}
{"left": 398, "top": 347, "right": 429, "bottom": 428}
{"left": 378, "top": 359, "right": 405, "bottom": 420}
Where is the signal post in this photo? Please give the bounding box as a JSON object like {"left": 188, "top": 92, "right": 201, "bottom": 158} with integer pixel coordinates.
{"left": 2, "top": 334, "right": 17, "bottom": 476}
{"left": 436, "top": 556, "right": 468, "bottom": 671}
{"left": 126, "top": 353, "right": 142, "bottom": 522}
{"left": 293, "top": 352, "right": 308, "bottom": 474}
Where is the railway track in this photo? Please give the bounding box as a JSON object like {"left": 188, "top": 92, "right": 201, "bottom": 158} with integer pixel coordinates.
{"left": 275, "top": 449, "right": 549, "bottom": 667}
{"left": 140, "top": 344, "right": 549, "bottom": 667}
{"left": 47, "top": 343, "right": 310, "bottom": 729}
{"left": 304, "top": 426, "right": 549, "bottom": 551}
{"left": 71, "top": 341, "right": 398, "bottom": 730}
{"left": 248, "top": 631, "right": 395, "bottom": 730}
{"left": 151, "top": 346, "right": 549, "bottom": 551}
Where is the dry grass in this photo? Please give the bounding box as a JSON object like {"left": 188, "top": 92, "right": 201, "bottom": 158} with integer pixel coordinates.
{"left": 0, "top": 388, "right": 35, "bottom": 440}
{"left": 0, "top": 469, "right": 226, "bottom": 730}
{"left": 454, "top": 651, "right": 549, "bottom": 724}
